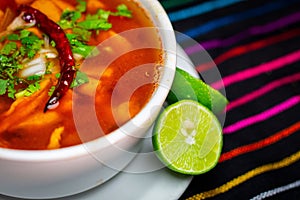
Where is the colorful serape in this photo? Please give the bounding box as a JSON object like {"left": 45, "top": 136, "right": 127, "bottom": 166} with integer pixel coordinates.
{"left": 158, "top": 0, "right": 300, "bottom": 199}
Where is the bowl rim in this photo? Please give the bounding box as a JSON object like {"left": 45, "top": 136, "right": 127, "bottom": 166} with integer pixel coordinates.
{"left": 0, "top": 0, "right": 177, "bottom": 162}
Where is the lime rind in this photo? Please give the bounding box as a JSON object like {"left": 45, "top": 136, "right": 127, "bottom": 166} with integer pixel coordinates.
{"left": 167, "top": 68, "right": 228, "bottom": 114}
{"left": 152, "top": 100, "right": 223, "bottom": 175}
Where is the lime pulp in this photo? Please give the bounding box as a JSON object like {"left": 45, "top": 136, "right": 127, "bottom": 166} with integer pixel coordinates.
{"left": 152, "top": 100, "right": 223, "bottom": 175}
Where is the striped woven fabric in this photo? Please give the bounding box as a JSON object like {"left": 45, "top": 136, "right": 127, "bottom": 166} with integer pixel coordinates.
{"left": 158, "top": 0, "right": 300, "bottom": 199}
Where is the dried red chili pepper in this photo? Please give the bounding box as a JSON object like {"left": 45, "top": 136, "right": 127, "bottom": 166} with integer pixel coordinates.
{"left": 18, "top": 5, "right": 76, "bottom": 112}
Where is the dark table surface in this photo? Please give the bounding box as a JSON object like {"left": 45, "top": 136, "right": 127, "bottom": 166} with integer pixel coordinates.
{"left": 158, "top": 0, "right": 300, "bottom": 199}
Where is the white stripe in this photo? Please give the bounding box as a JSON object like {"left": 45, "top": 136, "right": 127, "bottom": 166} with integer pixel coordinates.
{"left": 250, "top": 180, "right": 300, "bottom": 200}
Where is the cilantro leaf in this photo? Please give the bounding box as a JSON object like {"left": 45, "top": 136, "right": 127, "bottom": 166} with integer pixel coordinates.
{"left": 50, "top": 40, "right": 56, "bottom": 47}
{"left": 72, "top": 45, "right": 95, "bottom": 57}
{"left": 15, "top": 82, "right": 41, "bottom": 98}
{"left": 70, "top": 70, "right": 89, "bottom": 88}
{"left": 58, "top": 19, "right": 74, "bottom": 29}
{"left": 66, "top": 33, "right": 97, "bottom": 57}
{"left": 7, "top": 80, "right": 16, "bottom": 99}
{"left": 57, "top": 3, "right": 132, "bottom": 58}
{"left": 61, "top": 10, "right": 81, "bottom": 22}
{"left": 76, "top": 0, "right": 87, "bottom": 13}
{"left": 25, "top": 82, "right": 41, "bottom": 96}
{"left": 21, "top": 35, "right": 44, "bottom": 59}
{"left": 114, "top": 4, "right": 132, "bottom": 18}
{"left": 48, "top": 85, "right": 56, "bottom": 97}
{"left": 0, "top": 30, "right": 45, "bottom": 99}
{"left": 59, "top": 10, "right": 82, "bottom": 29}
{"left": 7, "top": 34, "right": 19, "bottom": 41}
{"left": 0, "top": 79, "right": 8, "bottom": 95}
{"left": 94, "top": 9, "right": 110, "bottom": 20}
{"left": 20, "top": 30, "right": 31, "bottom": 38}
{"left": 27, "top": 75, "right": 42, "bottom": 81}
{"left": 72, "top": 27, "right": 92, "bottom": 42}
{"left": 1, "top": 42, "right": 17, "bottom": 55}
{"left": 77, "top": 19, "right": 112, "bottom": 30}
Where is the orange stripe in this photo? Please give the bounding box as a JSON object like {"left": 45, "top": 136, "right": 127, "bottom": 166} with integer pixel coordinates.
{"left": 187, "top": 150, "right": 300, "bottom": 200}
{"left": 219, "top": 121, "right": 300, "bottom": 162}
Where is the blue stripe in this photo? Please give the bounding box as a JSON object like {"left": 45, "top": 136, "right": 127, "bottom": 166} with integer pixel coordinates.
{"left": 176, "top": 0, "right": 298, "bottom": 42}
{"left": 168, "top": 0, "right": 241, "bottom": 22}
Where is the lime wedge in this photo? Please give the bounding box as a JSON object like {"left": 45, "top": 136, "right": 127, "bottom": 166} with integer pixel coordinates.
{"left": 152, "top": 100, "right": 223, "bottom": 175}
{"left": 167, "top": 67, "right": 228, "bottom": 114}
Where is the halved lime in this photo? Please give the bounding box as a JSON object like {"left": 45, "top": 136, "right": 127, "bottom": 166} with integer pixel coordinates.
{"left": 152, "top": 100, "right": 223, "bottom": 175}
{"left": 167, "top": 68, "right": 228, "bottom": 114}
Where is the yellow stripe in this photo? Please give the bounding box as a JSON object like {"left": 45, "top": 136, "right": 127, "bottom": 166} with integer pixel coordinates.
{"left": 186, "top": 150, "right": 300, "bottom": 200}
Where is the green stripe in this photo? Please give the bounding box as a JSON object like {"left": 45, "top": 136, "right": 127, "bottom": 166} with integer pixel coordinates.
{"left": 160, "top": 0, "right": 196, "bottom": 10}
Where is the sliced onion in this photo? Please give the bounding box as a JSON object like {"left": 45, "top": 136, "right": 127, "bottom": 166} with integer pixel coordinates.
{"left": 19, "top": 56, "right": 46, "bottom": 78}
{"left": 39, "top": 48, "right": 58, "bottom": 59}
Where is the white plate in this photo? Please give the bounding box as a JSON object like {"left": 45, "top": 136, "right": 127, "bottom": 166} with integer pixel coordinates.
{"left": 0, "top": 44, "right": 196, "bottom": 200}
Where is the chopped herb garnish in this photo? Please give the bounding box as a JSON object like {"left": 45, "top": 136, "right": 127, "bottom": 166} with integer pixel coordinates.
{"left": 7, "top": 81, "right": 16, "bottom": 99}
{"left": 114, "top": 4, "right": 132, "bottom": 18}
{"left": 72, "top": 45, "right": 96, "bottom": 58}
{"left": 76, "top": 0, "right": 87, "bottom": 13}
{"left": 0, "top": 30, "right": 44, "bottom": 99}
{"left": 15, "top": 82, "right": 41, "bottom": 99}
{"left": 7, "top": 34, "right": 19, "bottom": 41}
{"left": 0, "top": 79, "right": 8, "bottom": 95}
{"left": 93, "top": 9, "right": 110, "bottom": 20}
{"left": 21, "top": 35, "right": 44, "bottom": 59}
{"left": 50, "top": 40, "right": 56, "bottom": 47}
{"left": 72, "top": 27, "right": 92, "bottom": 41}
{"left": 20, "top": 30, "right": 31, "bottom": 38}
{"left": 45, "top": 61, "right": 55, "bottom": 74}
{"left": 48, "top": 85, "right": 56, "bottom": 97}
{"left": 77, "top": 19, "right": 112, "bottom": 31}
{"left": 1, "top": 42, "right": 18, "bottom": 55}
{"left": 61, "top": 10, "right": 82, "bottom": 22}
{"left": 0, "top": 2, "right": 133, "bottom": 101}
{"left": 58, "top": 19, "right": 73, "bottom": 29}
{"left": 58, "top": 3, "right": 132, "bottom": 57}
{"left": 55, "top": 73, "right": 61, "bottom": 79}
{"left": 70, "top": 70, "right": 89, "bottom": 88}
{"left": 66, "top": 33, "right": 96, "bottom": 57}
{"left": 27, "top": 75, "right": 42, "bottom": 81}
{"left": 25, "top": 82, "right": 41, "bottom": 96}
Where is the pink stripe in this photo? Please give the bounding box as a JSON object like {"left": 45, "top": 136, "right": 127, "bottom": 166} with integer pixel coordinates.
{"left": 223, "top": 96, "right": 300, "bottom": 134}
{"left": 226, "top": 73, "right": 300, "bottom": 111}
{"left": 212, "top": 49, "right": 300, "bottom": 90}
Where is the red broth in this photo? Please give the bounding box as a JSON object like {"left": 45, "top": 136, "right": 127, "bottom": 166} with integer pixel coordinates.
{"left": 0, "top": 0, "right": 162, "bottom": 150}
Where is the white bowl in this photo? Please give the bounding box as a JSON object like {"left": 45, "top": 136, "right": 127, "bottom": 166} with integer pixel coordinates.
{"left": 0, "top": 0, "right": 176, "bottom": 199}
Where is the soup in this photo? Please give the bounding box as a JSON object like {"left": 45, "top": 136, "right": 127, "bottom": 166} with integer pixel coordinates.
{"left": 0, "top": 0, "right": 163, "bottom": 150}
